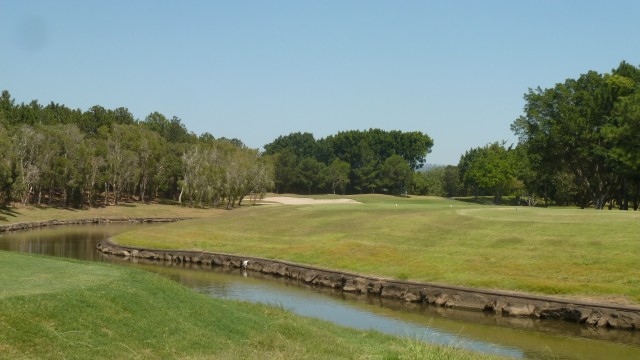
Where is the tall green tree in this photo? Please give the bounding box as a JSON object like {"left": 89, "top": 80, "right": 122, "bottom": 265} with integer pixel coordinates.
{"left": 380, "top": 155, "right": 412, "bottom": 195}
{"left": 411, "top": 166, "right": 445, "bottom": 196}
{"left": 324, "top": 159, "right": 350, "bottom": 195}
{"left": 442, "top": 165, "right": 461, "bottom": 197}
{"left": 298, "top": 157, "right": 326, "bottom": 194}
{"left": 0, "top": 125, "right": 13, "bottom": 204}
{"left": 512, "top": 65, "right": 637, "bottom": 208}
{"left": 460, "top": 142, "right": 517, "bottom": 205}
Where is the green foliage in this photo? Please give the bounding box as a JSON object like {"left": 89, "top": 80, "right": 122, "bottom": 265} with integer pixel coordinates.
{"left": 263, "top": 132, "right": 317, "bottom": 158}
{"left": 263, "top": 129, "right": 433, "bottom": 195}
{"left": 0, "top": 124, "right": 14, "bottom": 204}
{"left": 412, "top": 166, "right": 446, "bottom": 196}
{"left": 459, "top": 142, "right": 518, "bottom": 204}
{"left": 511, "top": 61, "right": 640, "bottom": 209}
{"left": 325, "top": 158, "right": 351, "bottom": 194}
{"left": 142, "top": 112, "right": 194, "bottom": 143}
{"left": 380, "top": 154, "right": 412, "bottom": 195}
{"left": 298, "top": 157, "right": 326, "bottom": 194}
{"left": 0, "top": 90, "right": 273, "bottom": 209}
{"left": 442, "top": 165, "right": 461, "bottom": 197}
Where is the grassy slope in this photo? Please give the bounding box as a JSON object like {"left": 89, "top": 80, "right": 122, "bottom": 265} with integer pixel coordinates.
{"left": 0, "top": 203, "right": 218, "bottom": 224}
{"left": 0, "top": 251, "right": 501, "bottom": 359}
{"left": 113, "top": 195, "right": 640, "bottom": 304}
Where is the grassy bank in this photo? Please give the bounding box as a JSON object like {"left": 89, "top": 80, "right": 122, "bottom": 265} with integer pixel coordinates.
{"left": 0, "top": 202, "right": 219, "bottom": 224}
{"left": 114, "top": 195, "right": 640, "bottom": 304}
{"left": 0, "top": 251, "right": 501, "bottom": 359}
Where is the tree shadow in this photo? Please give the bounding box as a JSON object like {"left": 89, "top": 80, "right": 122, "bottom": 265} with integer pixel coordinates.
{"left": 453, "top": 196, "right": 521, "bottom": 206}
{"left": 33, "top": 204, "right": 80, "bottom": 212}
{"left": 0, "top": 207, "right": 19, "bottom": 222}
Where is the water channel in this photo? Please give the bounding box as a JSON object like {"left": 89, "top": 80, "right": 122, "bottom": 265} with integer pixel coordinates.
{"left": 1, "top": 223, "right": 640, "bottom": 359}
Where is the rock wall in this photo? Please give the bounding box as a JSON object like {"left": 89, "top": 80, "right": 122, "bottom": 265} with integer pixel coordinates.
{"left": 0, "top": 218, "right": 189, "bottom": 232}
{"left": 97, "top": 239, "right": 640, "bottom": 330}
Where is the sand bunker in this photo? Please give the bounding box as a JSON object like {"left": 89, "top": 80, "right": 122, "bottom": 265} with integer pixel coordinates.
{"left": 262, "top": 196, "right": 361, "bottom": 205}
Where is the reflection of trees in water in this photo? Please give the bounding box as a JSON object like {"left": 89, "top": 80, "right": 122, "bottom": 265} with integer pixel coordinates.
{"left": 0, "top": 223, "right": 147, "bottom": 261}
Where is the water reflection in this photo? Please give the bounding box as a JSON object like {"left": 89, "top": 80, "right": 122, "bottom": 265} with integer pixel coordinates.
{"left": 2, "top": 224, "right": 640, "bottom": 359}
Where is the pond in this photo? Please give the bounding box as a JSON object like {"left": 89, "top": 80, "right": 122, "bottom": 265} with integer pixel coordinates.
{"left": 1, "top": 223, "right": 640, "bottom": 359}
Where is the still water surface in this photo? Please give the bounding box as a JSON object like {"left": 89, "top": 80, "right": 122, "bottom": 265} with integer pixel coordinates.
{"left": 1, "top": 223, "right": 640, "bottom": 359}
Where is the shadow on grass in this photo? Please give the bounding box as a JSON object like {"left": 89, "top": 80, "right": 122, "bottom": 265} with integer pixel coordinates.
{"left": 453, "top": 196, "right": 522, "bottom": 206}
{"left": 115, "top": 203, "right": 137, "bottom": 208}
{"left": 33, "top": 205, "right": 80, "bottom": 212}
{"left": 0, "top": 207, "right": 19, "bottom": 222}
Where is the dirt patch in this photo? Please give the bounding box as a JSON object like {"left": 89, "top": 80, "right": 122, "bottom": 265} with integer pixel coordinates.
{"left": 261, "top": 196, "right": 361, "bottom": 205}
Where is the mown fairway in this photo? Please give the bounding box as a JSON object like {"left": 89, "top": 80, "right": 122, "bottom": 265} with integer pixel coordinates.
{"left": 114, "top": 195, "right": 640, "bottom": 304}
{"left": 0, "top": 250, "right": 502, "bottom": 359}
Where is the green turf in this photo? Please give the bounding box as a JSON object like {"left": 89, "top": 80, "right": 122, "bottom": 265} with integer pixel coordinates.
{"left": 0, "top": 202, "right": 219, "bottom": 224}
{"left": 0, "top": 251, "right": 502, "bottom": 359}
{"left": 114, "top": 195, "right": 640, "bottom": 304}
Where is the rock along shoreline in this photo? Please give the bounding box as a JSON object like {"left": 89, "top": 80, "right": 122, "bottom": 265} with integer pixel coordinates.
{"left": 97, "top": 238, "right": 640, "bottom": 331}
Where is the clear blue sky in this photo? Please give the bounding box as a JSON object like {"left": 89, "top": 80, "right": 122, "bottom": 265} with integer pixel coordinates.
{"left": 2, "top": 1, "right": 639, "bottom": 165}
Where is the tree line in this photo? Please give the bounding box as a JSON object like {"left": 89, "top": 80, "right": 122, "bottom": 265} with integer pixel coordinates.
{"left": 0, "top": 91, "right": 273, "bottom": 208}
{"left": 262, "top": 130, "right": 433, "bottom": 195}
{"left": 5, "top": 60, "right": 636, "bottom": 210}
{"left": 431, "top": 61, "right": 640, "bottom": 209}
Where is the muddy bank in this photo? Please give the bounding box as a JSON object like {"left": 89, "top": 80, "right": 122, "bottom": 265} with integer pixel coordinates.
{"left": 98, "top": 239, "right": 640, "bottom": 330}
{"left": 0, "top": 217, "right": 189, "bottom": 232}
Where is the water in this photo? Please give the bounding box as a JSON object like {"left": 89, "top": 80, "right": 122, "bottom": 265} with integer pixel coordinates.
{"left": 2, "top": 223, "right": 640, "bottom": 359}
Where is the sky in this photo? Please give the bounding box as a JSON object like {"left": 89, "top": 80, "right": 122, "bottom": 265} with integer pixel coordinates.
{"left": 2, "top": 1, "right": 639, "bottom": 165}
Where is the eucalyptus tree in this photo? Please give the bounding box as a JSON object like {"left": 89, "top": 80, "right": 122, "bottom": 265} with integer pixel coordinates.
{"left": 12, "top": 125, "right": 45, "bottom": 205}
{"left": 41, "top": 124, "right": 87, "bottom": 206}
{"left": 0, "top": 125, "right": 13, "bottom": 204}
{"left": 177, "top": 140, "right": 273, "bottom": 208}
{"left": 106, "top": 124, "right": 139, "bottom": 205}
{"left": 131, "top": 127, "right": 165, "bottom": 203}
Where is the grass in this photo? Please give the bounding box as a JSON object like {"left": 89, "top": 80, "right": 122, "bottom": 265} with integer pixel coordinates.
{"left": 0, "top": 250, "right": 503, "bottom": 359}
{"left": 112, "top": 194, "right": 640, "bottom": 304}
{"left": 0, "top": 202, "right": 218, "bottom": 224}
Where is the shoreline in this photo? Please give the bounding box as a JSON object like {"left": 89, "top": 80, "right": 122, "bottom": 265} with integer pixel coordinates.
{"left": 0, "top": 217, "right": 190, "bottom": 232}
{"left": 3, "top": 216, "right": 639, "bottom": 331}
{"left": 97, "top": 237, "right": 640, "bottom": 331}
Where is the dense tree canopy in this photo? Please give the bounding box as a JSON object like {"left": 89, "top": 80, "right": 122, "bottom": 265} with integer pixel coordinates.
{"left": 511, "top": 61, "right": 640, "bottom": 209}
{"left": 263, "top": 129, "right": 433, "bottom": 195}
{"left": 0, "top": 90, "right": 273, "bottom": 208}
{"left": 458, "top": 142, "right": 519, "bottom": 205}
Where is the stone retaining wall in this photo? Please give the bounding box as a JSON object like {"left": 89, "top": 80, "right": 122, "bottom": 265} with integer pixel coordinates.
{"left": 97, "top": 239, "right": 640, "bottom": 330}
{"left": 0, "top": 217, "right": 189, "bottom": 232}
